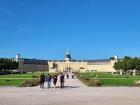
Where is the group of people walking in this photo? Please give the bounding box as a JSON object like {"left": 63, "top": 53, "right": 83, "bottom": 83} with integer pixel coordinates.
{"left": 40, "top": 73, "right": 66, "bottom": 89}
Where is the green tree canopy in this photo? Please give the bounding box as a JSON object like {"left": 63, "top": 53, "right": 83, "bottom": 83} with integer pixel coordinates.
{"left": 113, "top": 56, "right": 140, "bottom": 71}
{"left": 0, "top": 58, "right": 19, "bottom": 71}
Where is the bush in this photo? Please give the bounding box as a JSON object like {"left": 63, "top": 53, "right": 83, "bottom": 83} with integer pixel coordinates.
{"left": 133, "top": 80, "right": 140, "bottom": 86}
{"left": 75, "top": 72, "right": 102, "bottom": 86}
{"left": 79, "top": 77, "right": 102, "bottom": 87}
{"left": 19, "top": 78, "right": 40, "bottom": 87}
{"left": 86, "top": 79, "right": 102, "bottom": 86}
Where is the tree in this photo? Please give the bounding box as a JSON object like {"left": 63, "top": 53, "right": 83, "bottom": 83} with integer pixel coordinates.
{"left": 0, "top": 58, "right": 19, "bottom": 74}
{"left": 135, "top": 59, "right": 140, "bottom": 70}
{"left": 113, "top": 56, "right": 140, "bottom": 75}
{"left": 113, "top": 61, "right": 122, "bottom": 70}
{"left": 110, "top": 57, "right": 115, "bottom": 60}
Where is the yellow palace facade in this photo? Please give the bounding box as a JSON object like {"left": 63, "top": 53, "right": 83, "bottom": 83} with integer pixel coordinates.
{"left": 16, "top": 51, "right": 118, "bottom": 73}
{"left": 48, "top": 51, "right": 117, "bottom": 73}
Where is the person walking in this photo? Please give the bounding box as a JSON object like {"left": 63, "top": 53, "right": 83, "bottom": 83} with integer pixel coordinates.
{"left": 46, "top": 74, "right": 52, "bottom": 89}
{"left": 53, "top": 74, "right": 57, "bottom": 89}
{"left": 60, "top": 73, "right": 65, "bottom": 89}
{"left": 40, "top": 73, "right": 45, "bottom": 89}
{"left": 72, "top": 74, "right": 74, "bottom": 79}
{"left": 66, "top": 73, "right": 69, "bottom": 79}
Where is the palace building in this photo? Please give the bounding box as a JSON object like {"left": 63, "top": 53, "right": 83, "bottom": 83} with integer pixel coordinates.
{"left": 15, "top": 51, "right": 118, "bottom": 73}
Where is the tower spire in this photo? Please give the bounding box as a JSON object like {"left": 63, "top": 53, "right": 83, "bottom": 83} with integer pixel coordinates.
{"left": 65, "top": 48, "right": 71, "bottom": 61}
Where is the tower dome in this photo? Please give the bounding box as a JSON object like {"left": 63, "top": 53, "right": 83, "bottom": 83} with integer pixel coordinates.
{"left": 65, "top": 51, "right": 71, "bottom": 61}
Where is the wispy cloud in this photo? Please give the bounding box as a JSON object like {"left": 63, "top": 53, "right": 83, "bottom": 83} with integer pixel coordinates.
{"left": 0, "top": 0, "right": 16, "bottom": 17}
{"left": 17, "top": 24, "right": 32, "bottom": 33}
{"left": 18, "top": 28, "right": 30, "bottom": 32}
{"left": 0, "top": 49, "right": 13, "bottom": 53}
{"left": 0, "top": 48, "right": 21, "bottom": 55}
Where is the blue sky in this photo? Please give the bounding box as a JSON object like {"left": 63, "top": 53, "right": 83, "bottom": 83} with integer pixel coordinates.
{"left": 0, "top": 0, "right": 140, "bottom": 60}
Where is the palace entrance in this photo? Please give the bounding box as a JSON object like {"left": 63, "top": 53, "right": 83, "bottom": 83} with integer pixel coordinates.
{"left": 65, "top": 67, "right": 71, "bottom": 72}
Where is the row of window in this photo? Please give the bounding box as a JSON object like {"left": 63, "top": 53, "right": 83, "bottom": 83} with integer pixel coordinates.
{"left": 87, "top": 70, "right": 98, "bottom": 72}
{"left": 87, "top": 62, "right": 111, "bottom": 65}
{"left": 23, "top": 61, "right": 47, "bottom": 65}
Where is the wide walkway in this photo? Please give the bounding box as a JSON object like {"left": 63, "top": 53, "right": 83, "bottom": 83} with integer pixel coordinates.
{"left": 0, "top": 73, "right": 140, "bottom": 105}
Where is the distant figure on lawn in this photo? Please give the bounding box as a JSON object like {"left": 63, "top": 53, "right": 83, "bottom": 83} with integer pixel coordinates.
{"left": 53, "top": 74, "right": 57, "bottom": 89}
{"left": 60, "top": 73, "right": 65, "bottom": 89}
{"left": 40, "top": 73, "right": 45, "bottom": 89}
{"left": 46, "top": 74, "right": 52, "bottom": 89}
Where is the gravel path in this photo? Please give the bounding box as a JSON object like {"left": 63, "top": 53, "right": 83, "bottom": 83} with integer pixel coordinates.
{"left": 0, "top": 74, "right": 140, "bottom": 105}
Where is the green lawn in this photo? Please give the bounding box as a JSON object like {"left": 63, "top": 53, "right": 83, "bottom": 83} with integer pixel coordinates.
{"left": 0, "top": 72, "right": 48, "bottom": 78}
{"left": 0, "top": 72, "right": 48, "bottom": 86}
{"left": 78, "top": 72, "right": 140, "bottom": 86}
{"left": 0, "top": 79, "right": 27, "bottom": 86}
{"left": 80, "top": 72, "right": 140, "bottom": 78}
{"left": 98, "top": 78, "right": 140, "bottom": 86}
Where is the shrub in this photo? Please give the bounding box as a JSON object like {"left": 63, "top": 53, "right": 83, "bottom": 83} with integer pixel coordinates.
{"left": 19, "top": 78, "right": 40, "bottom": 87}
{"left": 133, "top": 80, "right": 140, "bottom": 86}
{"left": 87, "top": 79, "right": 102, "bottom": 87}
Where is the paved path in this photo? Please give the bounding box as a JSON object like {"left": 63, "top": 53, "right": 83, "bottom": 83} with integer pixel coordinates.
{"left": 0, "top": 74, "right": 140, "bottom": 105}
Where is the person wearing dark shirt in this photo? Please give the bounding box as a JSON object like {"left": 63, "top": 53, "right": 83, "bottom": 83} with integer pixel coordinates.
{"left": 40, "top": 73, "right": 45, "bottom": 89}
{"left": 60, "top": 73, "right": 65, "bottom": 89}
{"left": 72, "top": 74, "right": 74, "bottom": 79}
{"left": 46, "top": 74, "right": 52, "bottom": 89}
{"left": 53, "top": 74, "right": 57, "bottom": 89}
{"left": 66, "top": 73, "right": 69, "bottom": 79}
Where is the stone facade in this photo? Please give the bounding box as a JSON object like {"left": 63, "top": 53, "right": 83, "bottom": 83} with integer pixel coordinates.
{"left": 15, "top": 52, "right": 118, "bottom": 73}
{"left": 48, "top": 59, "right": 116, "bottom": 73}
{"left": 16, "top": 55, "right": 48, "bottom": 72}
{"left": 48, "top": 51, "right": 117, "bottom": 73}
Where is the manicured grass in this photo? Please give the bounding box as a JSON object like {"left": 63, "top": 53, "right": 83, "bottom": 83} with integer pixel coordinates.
{"left": 0, "top": 72, "right": 48, "bottom": 78}
{"left": 0, "top": 79, "right": 26, "bottom": 86}
{"left": 0, "top": 72, "right": 48, "bottom": 86}
{"left": 98, "top": 79, "right": 140, "bottom": 86}
{"left": 80, "top": 72, "right": 140, "bottom": 79}
{"left": 78, "top": 72, "right": 140, "bottom": 86}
